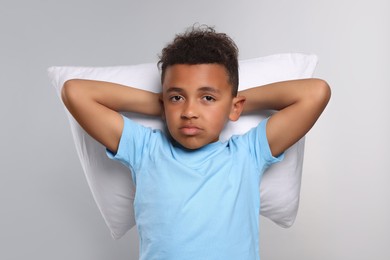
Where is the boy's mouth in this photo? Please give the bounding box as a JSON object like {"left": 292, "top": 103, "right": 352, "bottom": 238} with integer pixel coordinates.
{"left": 179, "top": 125, "right": 202, "bottom": 136}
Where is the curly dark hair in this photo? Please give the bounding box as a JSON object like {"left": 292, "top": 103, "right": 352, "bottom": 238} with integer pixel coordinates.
{"left": 158, "top": 25, "right": 239, "bottom": 96}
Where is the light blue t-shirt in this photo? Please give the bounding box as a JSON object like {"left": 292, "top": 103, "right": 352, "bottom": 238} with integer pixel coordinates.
{"left": 107, "top": 116, "right": 283, "bottom": 260}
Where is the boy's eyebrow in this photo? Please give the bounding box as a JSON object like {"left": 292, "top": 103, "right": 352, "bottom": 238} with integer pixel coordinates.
{"left": 198, "top": 86, "right": 221, "bottom": 94}
{"left": 165, "top": 87, "right": 184, "bottom": 94}
{"left": 165, "top": 86, "right": 221, "bottom": 94}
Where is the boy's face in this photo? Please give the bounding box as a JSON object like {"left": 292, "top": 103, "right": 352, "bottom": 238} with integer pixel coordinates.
{"left": 161, "top": 64, "right": 245, "bottom": 150}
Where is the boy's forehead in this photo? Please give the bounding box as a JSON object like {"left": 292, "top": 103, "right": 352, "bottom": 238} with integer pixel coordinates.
{"left": 162, "top": 64, "right": 231, "bottom": 91}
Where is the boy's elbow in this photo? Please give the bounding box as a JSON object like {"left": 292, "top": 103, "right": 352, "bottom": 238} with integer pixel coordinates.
{"left": 312, "top": 79, "right": 331, "bottom": 106}
{"left": 61, "top": 79, "right": 81, "bottom": 106}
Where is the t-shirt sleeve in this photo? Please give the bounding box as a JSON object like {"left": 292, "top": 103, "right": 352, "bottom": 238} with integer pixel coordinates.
{"left": 105, "top": 115, "right": 153, "bottom": 171}
{"left": 243, "top": 117, "right": 284, "bottom": 172}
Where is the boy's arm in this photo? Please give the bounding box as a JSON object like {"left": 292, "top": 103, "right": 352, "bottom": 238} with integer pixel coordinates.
{"left": 239, "top": 78, "right": 331, "bottom": 157}
{"left": 61, "top": 79, "right": 161, "bottom": 153}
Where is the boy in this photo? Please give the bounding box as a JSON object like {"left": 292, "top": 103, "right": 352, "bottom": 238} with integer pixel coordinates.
{"left": 62, "top": 26, "right": 330, "bottom": 259}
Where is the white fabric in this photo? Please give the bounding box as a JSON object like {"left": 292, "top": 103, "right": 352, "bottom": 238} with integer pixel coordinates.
{"left": 48, "top": 53, "right": 317, "bottom": 239}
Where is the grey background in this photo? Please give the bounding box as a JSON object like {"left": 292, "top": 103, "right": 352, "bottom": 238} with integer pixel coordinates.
{"left": 1, "top": 0, "right": 389, "bottom": 259}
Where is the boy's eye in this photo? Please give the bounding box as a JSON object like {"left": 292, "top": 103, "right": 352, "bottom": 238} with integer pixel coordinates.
{"left": 202, "top": 95, "right": 216, "bottom": 102}
{"left": 169, "top": 95, "right": 184, "bottom": 102}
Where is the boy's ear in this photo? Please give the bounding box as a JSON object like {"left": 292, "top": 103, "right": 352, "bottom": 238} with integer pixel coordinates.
{"left": 159, "top": 94, "right": 166, "bottom": 121}
{"left": 229, "top": 95, "right": 246, "bottom": 121}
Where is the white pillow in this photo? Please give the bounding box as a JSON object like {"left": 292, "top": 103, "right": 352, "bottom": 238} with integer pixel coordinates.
{"left": 48, "top": 53, "right": 317, "bottom": 239}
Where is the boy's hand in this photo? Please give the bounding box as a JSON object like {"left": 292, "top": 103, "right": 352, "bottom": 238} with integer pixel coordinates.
{"left": 61, "top": 79, "right": 162, "bottom": 154}
{"left": 239, "top": 79, "right": 331, "bottom": 157}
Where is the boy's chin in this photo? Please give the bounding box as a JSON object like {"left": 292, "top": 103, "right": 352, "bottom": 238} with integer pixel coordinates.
{"left": 180, "top": 142, "right": 205, "bottom": 150}
{"left": 171, "top": 138, "right": 205, "bottom": 150}
{"left": 165, "top": 127, "right": 218, "bottom": 150}
{"left": 172, "top": 136, "right": 219, "bottom": 150}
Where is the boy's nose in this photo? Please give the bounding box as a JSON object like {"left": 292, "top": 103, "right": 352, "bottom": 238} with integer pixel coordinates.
{"left": 181, "top": 101, "right": 198, "bottom": 119}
